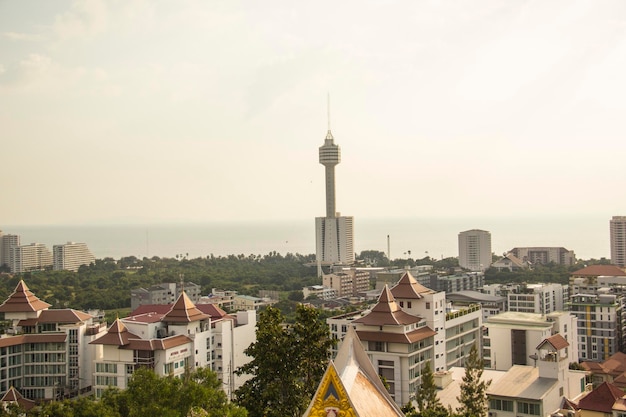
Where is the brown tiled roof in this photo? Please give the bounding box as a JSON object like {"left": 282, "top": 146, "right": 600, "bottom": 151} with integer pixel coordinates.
{"left": 571, "top": 265, "right": 626, "bottom": 277}
{"left": 0, "top": 280, "right": 51, "bottom": 313}
{"left": 90, "top": 319, "right": 140, "bottom": 346}
{"left": 132, "top": 303, "right": 229, "bottom": 320}
{"left": 0, "top": 333, "right": 67, "bottom": 348}
{"left": 390, "top": 272, "right": 434, "bottom": 300}
{"left": 162, "top": 291, "right": 209, "bottom": 323}
{"left": 353, "top": 286, "right": 422, "bottom": 326}
{"left": 122, "top": 334, "right": 192, "bottom": 351}
{"left": 577, "top": 381, "right": 625, "bottom": 413}
{"left": 357, "top": 326, "right": 437, "bottom": 344}
{"left": 537, "top": 333, "right": 569, "bottom": 351}
{"left": 0, "top": 387, "right": 36, "bottom": 411}
{"left": 38, "top": 309, "right": 92, "bottom": 323}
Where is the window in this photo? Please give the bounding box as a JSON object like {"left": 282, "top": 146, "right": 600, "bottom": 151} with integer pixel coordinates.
{"left": 517, "top": 401, "right": 541, "bottom": 415}
{"left": 489, "top": 399, "right": 513, "bottom": 411}
{"left": 426, "top": 302, "right": 431, "bottom": 309}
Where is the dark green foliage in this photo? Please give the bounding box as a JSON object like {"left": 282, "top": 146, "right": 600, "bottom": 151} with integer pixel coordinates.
{"left": 0, "top": 252, "right": 318, "bottom": 311}
{"left": 455, "top": 344, "right": 491, "bottom": 417}
{"left": 234, "top": 305, "right": 334, "bottom": 417}
{"left": 404, "top": 361, "right": 449, "bottom": 417}
{"left": 32, "top": 367, "right": 246, "bottom": 417}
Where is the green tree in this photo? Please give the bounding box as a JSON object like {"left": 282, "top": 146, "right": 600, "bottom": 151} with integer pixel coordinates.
{"left": 234, "top": 305, "right": 334, "bottom": 417}
{"left": 413, "top": 361, "right": 448, "bottom": 417}
{"left": 235, "top": 306, "right": 298, "bottom": 417}
{"left": 455, "top": 344, "right": 491, "bottom": 417}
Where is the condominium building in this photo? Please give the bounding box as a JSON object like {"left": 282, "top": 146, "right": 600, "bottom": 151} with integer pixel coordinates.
{"left": 569, "top": 264, "right": 626, "bottom": 295}
{"left": 91, "top": 294, "right": 256, "bottom": 399}
{"left": 483, "top": 311, "right": 578, "bottom": 371}
{"left": 0, "top": 233, "right": 20, "bottom": 270}
{"left": 0, "top": 281, "right": 107, "bottom": 400}
{"left": 9, "top": 243, "right": 53, "bottom": 273}
{"left": 509, "top": 246, "right": 576, "bottom": 266}
{"left": 327, "top": 271, "right": 482, "bottom": 406}
{"left": 610, "top": 216, "right": 626, "bottom": 267}
{"left": 130, "top": 282, "right": 202, "bottom": 311}
{"left": 568, "top": 290, "right": 622, "bottom": 362}
{"left": 458, "top": 229, "right": 491, "bottom": 271}
{"left": 433, "top": 272, "right": 484, "bottom": 293}
{"left": 322, "top": 267, "right": 370, "bottom": 298}
{"left": 507, "top": 283, "right": 567, "bottom": 315}
{"left": 53, "top": 242, "right": 95, "bottom": 272}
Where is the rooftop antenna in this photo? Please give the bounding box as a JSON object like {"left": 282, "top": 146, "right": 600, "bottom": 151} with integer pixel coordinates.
{"left": 325, "top": 93, "right": 333, "bottom": 140}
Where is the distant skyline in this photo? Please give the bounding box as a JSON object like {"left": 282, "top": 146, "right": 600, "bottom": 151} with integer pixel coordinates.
{"left": 2, "top": 1, "right": 625, "bottom": 226}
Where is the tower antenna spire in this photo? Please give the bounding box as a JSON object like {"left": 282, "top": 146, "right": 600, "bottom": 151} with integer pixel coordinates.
{"left": 327, "top": 92, "right": 331, "bottom": 132}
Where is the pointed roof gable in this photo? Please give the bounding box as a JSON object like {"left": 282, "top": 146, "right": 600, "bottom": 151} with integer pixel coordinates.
{"left": 537, "top": 333, "right": 569, "bottom": 351}
{"left": 353, "top": 285, "right": 421, "bottom": 326}
{"left": 90, "top": 318, "right": 140, "bottom": 346}
{"left": 0, "top": 386, "right": 36, "bottom": 411}
{"left": 577, "top": 381, "right": 625, "bottom": 413}
{"left": 390, "top": 271, "right": 434, "bottom": 299}
{"left": 303, "top": 327, "right": 404, "bottom": 417}
{"left": 0, "top": 280, "right": 51, "bottom": 313}
{"left": 162, "top": 291, "right": 209, "bottom": 323}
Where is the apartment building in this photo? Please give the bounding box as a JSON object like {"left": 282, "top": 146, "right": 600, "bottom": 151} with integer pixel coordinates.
{"left": 130, "top": 282, "right": 202, "bottom": 311}
{"left": 8, "top": 243, "right": 53, "bottom": 273}
{"left": 52, "top": 242, "right": 95, "bottom": 272}
{"left": 507, "top": 283, "right": 567, "bottom": 315}
{"left": 91, "top": 293, "right": 256, "bottom": 399}
{"left": 322, "top": 267, "right": 370, "bottom": 298}
{"left": 458, "top": 229, "right": 492, "bottom": 271}
{"left": 483, "top": 311, "right": 578, "bottom": 371}
{"left": 0, "top": 281, "right": 107, "bottom": 400}
{"left": 509, "top": 246, "right": 576, "bottom": 266}
{"left": 0, "top": 233, "right": 20, "bottom": 269}
{"left": 610, "top": 216, "right": 626, "bottom": 267}
{"left": 327, "top": 271, "right": 482, "bottom": 406}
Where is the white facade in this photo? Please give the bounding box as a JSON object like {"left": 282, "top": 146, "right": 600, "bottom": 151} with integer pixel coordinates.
{"left": 303, "top": 285, "right": 337, "bottom": 300}
{"left": 0, "top": 234, "right": 20, "bottom": 269}
{"left": 458, "top": 229, "right": 491, "bottom": 272}
{"left": 53, "top": 242, "right": 95, "bottom": 272}
{"left": 315, "top": 216, "right": 354, "bottom": 266}
{"left": 507, "top": 283, "right": 566, "bottom": 314}
{"left": 610, "top": 215, "right": 626, "bottom": 267}
{"left": 9, "top": 243, "right": 52, "bottom": 273}
{"left": 483, "top": 311, "right": 578, "bottom": 371}
{"left": 322, "top": 267, "right": 369, "bottom": 298}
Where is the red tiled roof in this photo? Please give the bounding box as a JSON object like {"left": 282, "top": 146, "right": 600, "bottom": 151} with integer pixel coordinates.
{"left": 571, "top": 265, "right": 626, "bottom": 277}
{"left": 38, "top": 309, "right": 92, "bottom": 323}
{"left": 90, "top": 319, "right": 140, "bottom": 346}
{"left": 390, "top": 272, "right": 433, "bottom": 300}
{"left": 0, "top": 387, "right": 36, "bottom": 411}
{"left": 577, "top": 381, "right": 625, "bottom": 413}
{"left": 162, "top": 292, "right": 209, "bottom": 323}
{"left": 0, "top": 280, "right": 51, "bottom": 313}
{"left": 537, "top": 334, "right": 569, "bottom": 351}
{"left": 353, "top": 286, "right": 421, "bottom": 326}
{"left": 121, "top": 334, "right": 192, "bottom": 351}
{"left": 0, "top": 333, "right": 67, "bottom": 348}
{"left": 357, "top": 326, "right": 437, "bottom": 344}
{"left": 131, "top": 300, "right": 227, "bottom": 320}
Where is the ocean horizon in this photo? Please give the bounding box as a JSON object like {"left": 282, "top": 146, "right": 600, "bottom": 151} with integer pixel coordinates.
{"left": 2, "top": 215, "right": 612, "bottom": 261}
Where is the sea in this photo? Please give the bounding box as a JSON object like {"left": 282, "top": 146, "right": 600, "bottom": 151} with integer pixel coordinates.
{"left": 2, "top": 215, "right": 611, "bottom": 261}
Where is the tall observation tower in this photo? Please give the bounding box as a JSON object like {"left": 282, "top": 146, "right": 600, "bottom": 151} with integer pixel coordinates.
{"left": 319, "top": 129, "right": 340, "bottom": 218}
{"left": 315, "top": 108, "right": 354, "bottom": 275}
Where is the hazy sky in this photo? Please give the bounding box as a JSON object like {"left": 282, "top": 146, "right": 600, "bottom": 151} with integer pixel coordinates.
{"left": 2, "top": 1, "right": 625, "bottom": 226}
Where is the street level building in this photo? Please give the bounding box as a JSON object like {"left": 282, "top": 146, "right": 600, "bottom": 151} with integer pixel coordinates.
{"left": 458, "top": 229, "right": 491, "bottom": 271}
{"left": 53, "top": 242, "right": 95, "bottom": 272}
{"left": 611, "top": 216, "right": 626, "bottom": 267}
{"left": 322, "top": 267, "right": 370, "bottom": 298}
{"left": 130, "top": 282, "right": 202, "bottom": 311}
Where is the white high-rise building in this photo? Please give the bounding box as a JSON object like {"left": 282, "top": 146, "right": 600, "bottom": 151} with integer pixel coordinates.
{"left": 315, "top": 123, "right": 354, "bottom": 271}
{"left": 610, "top": 216, "right": 626, "bottom": 267}
{"left": 53, "top": 242, "right": 95, "bottom": 272}
{"left": 9, "top": 243, "right": 52, "bottom": 273}
{"left": 458, "top": 229, "right": 491, "bottom": 271}
{"left": 0, "top": 233, "right": 20, "bottom": 269}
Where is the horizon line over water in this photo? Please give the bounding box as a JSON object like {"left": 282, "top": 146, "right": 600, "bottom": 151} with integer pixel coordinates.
{"left": 3, "top": 216, "right": 611, "bottom": 261}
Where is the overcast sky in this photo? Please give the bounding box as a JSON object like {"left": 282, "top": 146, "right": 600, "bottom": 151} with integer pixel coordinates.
{"left": 2, "top": 0, "right": 625, "bottom": 226}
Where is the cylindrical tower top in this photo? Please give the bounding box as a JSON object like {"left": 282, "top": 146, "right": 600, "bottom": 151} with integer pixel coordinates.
{"left": 319, "top": 131, "right": 341, "bottom": 166}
